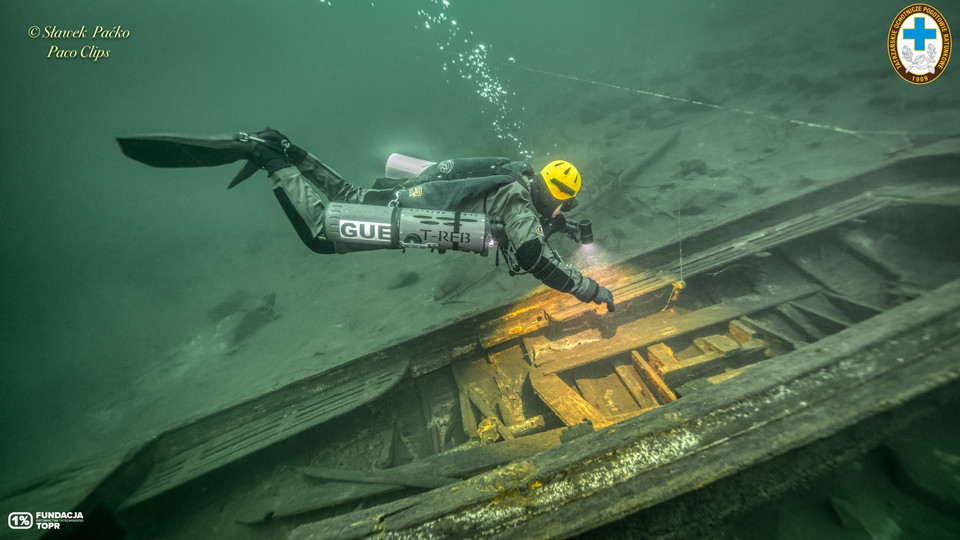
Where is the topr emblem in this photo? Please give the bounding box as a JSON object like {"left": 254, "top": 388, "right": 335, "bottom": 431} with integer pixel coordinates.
{"left": 438, "top": 160, "right": 454, "bottom": 174}
{"left": 888, "top": 4, "right": 951, "bottom": 84}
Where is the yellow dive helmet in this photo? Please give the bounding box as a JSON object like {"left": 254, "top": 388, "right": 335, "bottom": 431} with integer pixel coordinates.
{"left": 540, "top": 160, "right": 581, "bottom": 200}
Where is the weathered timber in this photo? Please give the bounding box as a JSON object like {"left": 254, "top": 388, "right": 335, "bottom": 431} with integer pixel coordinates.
{"left": 467, "top": 388, "right": 514, "bottom": 440}
{"left": 506, "top": 415, "right": 546, "bottom": 437}
{"left": 740, "top": 315, "right": 807, "bottom": 349}
{"left": 787, "top": 299, "right": 850, "bottom": 332}
{"left": 692, "top": 334, "right": 741, "bottom": 356}
{"left": 822, "top": 290, "right": 883, "bottom": 320}
{"left": 776, "top": 303, "right": 828, "bottom": 340}
{"left": 529, "top": 369, "right": 611, "bottom": 428}
{"left": 286, "top": 278, "right": 960, "bottom": 540}
{"left": 728, "top": 319, "right": 758, "bottom": 343}
{"left": 661, "top": 340, "right": 768, "bottom": 388}
{"left": 534, "top": 283, "right": 818, "bottom": 374}
{"left": 478, "top": 304, "right": 548, "bottom": 349}
{"left": 630, "top": 351, "right": 677, "bottom": 404}
{"left": 575, "top": 369, "right": 642, "bottom": 418}
{"left": 237, "top": 428, "right": 564, "bottom": 524}
{"left": 449, "top": 360, "right": 478, "bottom": 440}
{"left": 121, "top": 356, "right": 410, "bottom": 509}
{"left": 0, "top": 445, "right": 149, "bottom": 540}
{"left": 488, "top": 346, "right": 530, "bottom": 426}
{"left": 469, "top": 141, "right": 958, "bottom": 355}
{"left": 295, "top": 467, "right": 455, "bottom": 489}
{"left": 646, "top": 342, "right": 680, "bottom": 374}
{"left": 792, "top": 293, "right": 855, "bottom": 326}
{"left": 612, "top": 358, "right": 659, "bottom": 409}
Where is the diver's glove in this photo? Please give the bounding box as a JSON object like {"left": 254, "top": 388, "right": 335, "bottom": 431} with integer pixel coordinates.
{"left": 573, "top": 278, "right": 616, "bottom": 313}
{"left": 592, "top": 286, "right": 615, "bottom": 312}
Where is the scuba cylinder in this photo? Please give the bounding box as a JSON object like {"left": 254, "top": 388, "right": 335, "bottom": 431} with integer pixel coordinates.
{"left": 385, "top": 153, "right": 436, "bottom": 179}
{"left": 323, "top": 202, "right": 493, "bottom": 256}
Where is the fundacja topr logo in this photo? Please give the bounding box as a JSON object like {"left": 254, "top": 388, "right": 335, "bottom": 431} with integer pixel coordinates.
{"left": 8, "top": 511, "right": 84, "bottom": 530}
{"left": 888, "top": 4, "right": 952, "bottom": 84}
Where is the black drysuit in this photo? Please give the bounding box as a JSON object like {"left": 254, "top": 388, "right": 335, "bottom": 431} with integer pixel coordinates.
{"left": 271, "top": 154, "right": 603, "bottom": 304}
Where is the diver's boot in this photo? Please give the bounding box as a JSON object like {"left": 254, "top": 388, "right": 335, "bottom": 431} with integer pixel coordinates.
{"left": 230, "top": 128, "right": 309, "bottom": 188}
{"left": 246, "top": 128, "right": 307, "bottom": 168}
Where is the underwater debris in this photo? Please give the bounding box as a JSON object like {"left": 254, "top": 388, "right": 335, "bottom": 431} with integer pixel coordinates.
{"left": 232, "top": 293, "right": 277, "bottom": 345}
{"left": 678, "top": 159, "right": 707, "bottom": 177}
{"left": 434, "top": 273, "right": 465, "bottom": 301}
{"left": 206, "top": 289, "right": 249, "bottom": 322}
{"left": 387, "top": 271, "right": 421, "bottom": 290}
{"left": 618, "top": 128, "right": 681, "bottom": 185}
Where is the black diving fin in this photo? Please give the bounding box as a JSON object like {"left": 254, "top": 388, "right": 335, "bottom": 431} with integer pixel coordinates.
{"left": 116, "top": 132, "right": 265, "bottom": 189}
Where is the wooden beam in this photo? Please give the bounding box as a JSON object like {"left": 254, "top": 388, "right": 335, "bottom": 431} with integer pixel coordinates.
{"left": 529, "top": 369, "right": 612, "bottom": 428}
{"left": 237, "top": 427, "right": 565, "bottom": 524}
{"left": 660, "top": 341, "right": 768, "bottom": 388}
{"left": 728, "top": 319, "right": 758, "bottom": 344}
{"left": 295, "top": 467, "right": 455, "bottom": 490}
{"left": 575, "top": 369, "right": 641, "bottom": 418}
{"left": 488, "top": 346, "right": 530, "bottom": 426}
{"left": 693, "top": 334, "right": 741, "bottom": 357}
{"left": 646, "top": 342, "right": 680, "bottom": 375}
{"left": 776, "top": 303, "right": 827, "bottom": 340}
{"left": 535, "top": 284, "right": 818, "bottom": 374}
{"left": 449, "top": 360, "right": 478, "bottom": 440}
{"left": 612, "top": 358, "right": 659, "bottom": 409}
{"left": 631, "top": 351, "right": 677, "bottom": 404}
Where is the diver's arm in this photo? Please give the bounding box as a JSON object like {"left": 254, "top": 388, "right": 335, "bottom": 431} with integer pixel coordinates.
{"left": 513, "top": 239, "right": 599, "bottom": 300}
{"left": 513, "top": 239, "right": 614, "bottom": 311}
{"left": 491, "top": 183, "right": 614, "bottom": 310}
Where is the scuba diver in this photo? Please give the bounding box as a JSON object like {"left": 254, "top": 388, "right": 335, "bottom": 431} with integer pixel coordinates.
{"left": 117, "top": 129, "right": 615, "bottom": 312}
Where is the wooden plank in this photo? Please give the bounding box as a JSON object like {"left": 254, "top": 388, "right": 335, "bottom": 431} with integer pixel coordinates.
{"left": 537, "top": 284, "right": 818, "bottom": 374}
{"left": 122, "top": 358, "right": 409, "bottom": 509}
{"left": 467, "top": 388, "right": 514, "bottom": 440}
{"left": 776, "top": 303, "right": 827, "bottom": 340}
{"left": 740, "top": 315, "right": 808, "bottom": 350}
{"left": 646, "top": 342, "right": 680, "bottom": 375}
{"left": 416, "top": 376, "right": 442, "bottom": 454}
{"left": 449, "top": 360, "right": 478, "bottom": 440}
{"left": 631, "top": 351, "right": 677, "bottom": 404}
{"left": 833, "top": 228, "right": 905, "bottom": 281}
{"left": 506, "top": 415, "right": 546, "bottom": 437}
{"left": 488, "top": 346, "right": 530, "bottom": 426}
{"left": 781, "top": 236, "right": 889, "bottom": 308}
{"left": 238, "top": 427, "right": 566, "bottom": 524}
{"left": 451, "top": 356, "right": 505, "bottom": 440}
{"left": 296, "top": 467, "right": 455, "bottom": 490}
{"left": 612, "top": 358, "right": 659, "bottom": 409}
{"left": 708, "top": 365, "right": 754, "bottom": 384}
{"left": 788, "top": 299, "right": 851, "bottom": 331}
{"left": 529, "top": 369, "right": 611, "bottom": 428}
{"left": 661, "top": 341, "right": 768, "bottom": 388}
{"left": 693, "top": 334, "right": 741, "bottom": 356}
{"left": 575, "top": 369, "right": 641, "bottom": 418}
{"left": 525, "top": 328, "right": 604, "bottom": 368}
{"left": 729, "top": 319, "right": 758, "bottom": 343}
{"left": 822, "top": 291, "right": 883, "bottom": 321}
{"left": 478, "top": 304, "right": 549, "bottom": 349}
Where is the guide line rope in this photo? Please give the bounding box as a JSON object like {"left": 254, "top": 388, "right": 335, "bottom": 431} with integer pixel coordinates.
{"left": 511, "top": 64, "right": 946, "bottom": 140}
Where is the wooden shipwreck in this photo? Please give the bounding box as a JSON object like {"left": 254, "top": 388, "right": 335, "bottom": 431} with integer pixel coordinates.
{"left": 3, "top": 138, "right": 959, "bottom": 539}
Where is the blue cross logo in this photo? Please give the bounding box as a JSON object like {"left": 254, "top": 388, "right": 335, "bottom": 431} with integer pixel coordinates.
{"left": 903, "top": 16, "right": 937, "bottom": 51}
